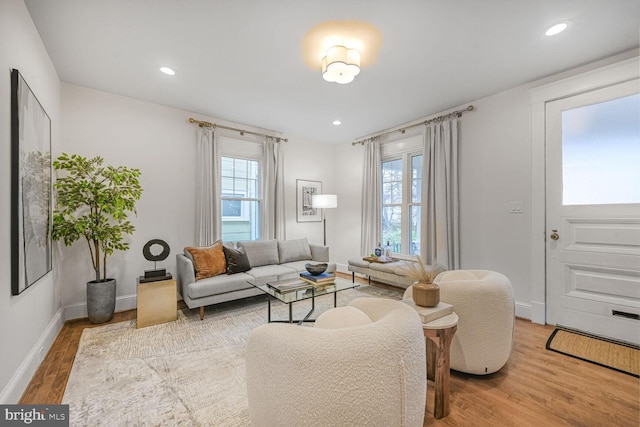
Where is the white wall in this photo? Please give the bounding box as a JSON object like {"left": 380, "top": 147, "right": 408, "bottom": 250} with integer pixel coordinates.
{"left": 457, "top": 86, "right": 534, "bottom": 316}
{"left": 332, "top": 52, "right": 638, "bottom": 321}
{"left": 331, "top": 90, "right": 534, "bottom": 317}
{"left": 60, "top": 84, "right": 337, "bottom": 318}
{"left": 281, "top": 136, "right": 338, "bottom": 246}
{"left": 332, "top": 141, "right": 364, "bottom": 271}
{"left": 0, "top": 0, "right": 63, "bottom": 403}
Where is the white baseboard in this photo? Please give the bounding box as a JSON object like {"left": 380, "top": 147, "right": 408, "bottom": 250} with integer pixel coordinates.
{"left": 530, "top": 301, "right": 546, "bottom": 325}
{"left": 0, "top": 308, "right": 65, "bottom": 404}
{"left": 64, "top": 293, "right": 137, "bottom": 321}
{"left": 515, "top": 302, "right": 532, "bottom": 320}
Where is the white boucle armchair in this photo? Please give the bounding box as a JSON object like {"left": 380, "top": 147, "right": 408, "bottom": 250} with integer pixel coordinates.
{"left": 434, "top": 270, "right": 515, "bottom": 375}
{"left": 245, "top": 297, "right": 427, "bottom": 427}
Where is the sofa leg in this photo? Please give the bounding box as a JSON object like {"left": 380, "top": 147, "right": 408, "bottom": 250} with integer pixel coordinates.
{"left": 199, "top": 306, "right": 204, "bottom": 320}
{"left": 352, "top": 272, "right": 355, "bottom": 283}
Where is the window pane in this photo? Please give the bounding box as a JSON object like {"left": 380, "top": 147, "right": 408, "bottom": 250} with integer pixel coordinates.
{"left": 562, "top": 93, "right": 640, "bottom": 205}
{"left": 234, "top": 178, "right": 248, "bottom": 194}
{"left": 248, "top": 177, "right": 259, "bottom": 198}
{"left": 221, "top": 157, "right": 261, "bottom": 241}
{"left": 221, "top": 200, "right": 260, "bottom": 241}
{"left": 221, "top": 157, "right": 234, "bottom": 176}
{"left": 410, "top": 205, "right": 421, "bottom": 255}
{"left": 382, "top": 206, "right": 402, "bottom": 254}
{"left": 382, "top": 159, "right": 403, "bottom": 204}
{"left": 222, "top": 199, "right": 242, "bottom": 217}
{"left": 412, "top": 155, "right": 422, "bottom": 203}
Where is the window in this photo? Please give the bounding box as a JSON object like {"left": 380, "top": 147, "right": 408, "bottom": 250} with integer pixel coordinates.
{"left": 381, "top": 151, "right": 422, "bottom": 255}
{"left": 562, "top": 93, "right": 640, "bottom": 205}
{"left": 221, "top": 156, "right": 260, "bottom": 241}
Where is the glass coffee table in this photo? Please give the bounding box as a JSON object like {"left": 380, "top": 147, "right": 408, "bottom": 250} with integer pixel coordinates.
{"left": 251, "top": 276, "right": 359, "bottom": 324}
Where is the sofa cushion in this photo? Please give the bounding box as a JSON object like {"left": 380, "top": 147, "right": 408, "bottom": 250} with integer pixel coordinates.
{"left": 240, "top": 240, "right": 280, "bottom": 268}
{"left": 187, "top": 271, "right": 254, "bottom": 299}
{"left": 277, "top": 238, "right": 312, "bottom": 263}
{"left": 185, "top": 241, "right": 227, "bottom": 280}
{"left": 245, "top": 264, "right": 299, "bottom": 285}
{"left": 348, "top": 257, "right": 372, "bottom": 268}
{"left": 369, "top": 261, "right": 405, "bottom": 274}
{"left": 223, "top": 245, "right": 251, "bottom": 274}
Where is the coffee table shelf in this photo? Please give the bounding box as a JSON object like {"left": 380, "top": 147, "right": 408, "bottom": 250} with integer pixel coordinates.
{"left": 251, "top": 277, "right": 359, "bottom": 324}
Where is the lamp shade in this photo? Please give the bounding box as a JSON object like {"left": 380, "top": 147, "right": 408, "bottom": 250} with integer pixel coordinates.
{"left": 312, "top": 194, "right": 338, "bottom": 209}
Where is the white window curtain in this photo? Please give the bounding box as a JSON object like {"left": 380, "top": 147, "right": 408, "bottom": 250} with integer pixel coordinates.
{"left": 195, "top": 127, "right": 221, "bottom": 245}
{"left": 361, "top": 137, "right": 382, "bottom": 256}
{"left": 421, "top": 118, "right": 460, "bottom": 269}
{"left": 262, "top": 138, "right": 285, "bottom": 240}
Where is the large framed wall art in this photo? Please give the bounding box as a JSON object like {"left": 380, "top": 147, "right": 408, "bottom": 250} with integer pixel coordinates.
{"left": 11, "top": 69, "right": 52, "bottom": 295}
{"left": 296, "top": 179, "right": 322, "bottom": 222}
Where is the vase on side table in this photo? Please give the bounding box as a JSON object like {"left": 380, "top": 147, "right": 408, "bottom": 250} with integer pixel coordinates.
{"left": 412, "top": 281, "right": 440, "bottom": 307}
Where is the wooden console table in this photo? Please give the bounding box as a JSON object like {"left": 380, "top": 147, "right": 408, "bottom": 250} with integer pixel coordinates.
{"left": 423, "top": 312, "right": 458, "bottom": 419}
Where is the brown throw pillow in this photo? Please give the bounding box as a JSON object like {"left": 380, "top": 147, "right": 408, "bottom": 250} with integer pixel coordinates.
{"left": 185, "top": 241, "right": 227, "bottom": 280}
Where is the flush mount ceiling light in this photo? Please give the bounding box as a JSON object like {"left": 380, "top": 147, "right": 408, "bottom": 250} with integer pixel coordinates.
{"left": 301, "top": 20, "right": 382, "bottom": 84}
{"left": 322, "top": 45, "right": 360, "bottom": 84}
{"left": 545, "top": 21, "right": 570, "bottom": 36}
{"left": 159, "top": 66, "right": 175, "bottom": 75}
{"left": 332, "top": 120, "right": 342, "bottom": 126}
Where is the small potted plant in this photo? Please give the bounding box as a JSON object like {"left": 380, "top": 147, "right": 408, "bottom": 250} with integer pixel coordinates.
{"left": 52, "top": 153, "right": 142, "bottom": 323}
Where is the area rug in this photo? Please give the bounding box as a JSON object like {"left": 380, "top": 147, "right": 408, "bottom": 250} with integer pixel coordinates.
{"left": 62, "top": 285, "right": 402, "bottom": 426}
{"left": 546, "top": 328, "right": 640, "bottom": 377}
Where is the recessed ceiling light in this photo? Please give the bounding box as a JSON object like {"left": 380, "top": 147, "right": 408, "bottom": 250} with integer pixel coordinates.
{"left": 160, "top": 66, "right": 176, "bottom": 75}
{"left": 332, "top": 120, "right": 342, "bottom": 126}
{"left": 545, "top": 21, "right": 570, "bottom": 36}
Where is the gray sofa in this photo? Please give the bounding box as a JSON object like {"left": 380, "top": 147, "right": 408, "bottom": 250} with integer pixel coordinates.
{"left": 177, "top": 238, "right": 335, "bottom": 319}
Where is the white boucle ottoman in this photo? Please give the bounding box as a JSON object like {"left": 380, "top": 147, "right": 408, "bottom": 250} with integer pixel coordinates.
{"left": 434, "top": 270, "right": 515, "bottom": 375}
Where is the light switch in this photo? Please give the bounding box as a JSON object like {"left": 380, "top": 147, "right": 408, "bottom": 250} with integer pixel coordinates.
{"left": 509, "top": 201, "right": 524, "bottom": 214}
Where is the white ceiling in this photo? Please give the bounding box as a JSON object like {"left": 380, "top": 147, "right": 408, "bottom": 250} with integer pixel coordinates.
{"left": 25, "top": 0, "right": 640, "bottom": 144}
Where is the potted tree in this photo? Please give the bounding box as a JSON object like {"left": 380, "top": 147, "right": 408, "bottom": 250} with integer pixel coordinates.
{"left": 52, "top": 153, "right": 142, "bottom": 323}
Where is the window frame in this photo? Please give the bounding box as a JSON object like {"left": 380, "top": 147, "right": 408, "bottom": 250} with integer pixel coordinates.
{"left": 380, "top": 134, "right": 423, "bottom": 256}
{"left": 218, "top": 135, "right": 264, "bottom": 241}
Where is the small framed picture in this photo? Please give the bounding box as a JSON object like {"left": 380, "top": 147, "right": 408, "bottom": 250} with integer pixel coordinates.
{"left": 296, "top": 179, "right": 322, "bottom": 222}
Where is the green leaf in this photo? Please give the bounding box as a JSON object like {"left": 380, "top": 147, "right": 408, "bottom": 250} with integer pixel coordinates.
{"left": 52, "top": 153, "right": 143, "bottom": 281}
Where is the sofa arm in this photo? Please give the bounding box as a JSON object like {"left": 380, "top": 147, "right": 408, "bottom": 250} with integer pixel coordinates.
{"left": 309, "top": 244, "right": 329, "bottom": 262}
{"left": 176, "top": 254, "right": 196, "bottom": 298}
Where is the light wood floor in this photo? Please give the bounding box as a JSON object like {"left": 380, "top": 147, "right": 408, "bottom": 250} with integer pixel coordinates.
{"left": 19, "top": 275, "right": 640, "bottom": 426}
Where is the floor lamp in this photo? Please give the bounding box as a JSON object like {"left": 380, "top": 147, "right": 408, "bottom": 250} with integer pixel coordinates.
{"left": 312, "top": 194, "right": 338, "bottom": 246}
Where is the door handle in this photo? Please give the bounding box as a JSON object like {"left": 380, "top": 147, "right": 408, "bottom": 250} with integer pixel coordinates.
{"left": 550, "top": 230, "right": 560, "bottom": 241}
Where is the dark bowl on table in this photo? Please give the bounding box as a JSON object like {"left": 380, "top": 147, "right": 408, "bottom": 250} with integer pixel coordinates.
{"left": 305, "top": 263, "right": 328, "bottom": 276}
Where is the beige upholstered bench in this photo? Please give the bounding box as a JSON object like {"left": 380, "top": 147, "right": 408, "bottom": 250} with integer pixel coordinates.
{"left": 347, "top": 257, "right": 419, "bottom": 289}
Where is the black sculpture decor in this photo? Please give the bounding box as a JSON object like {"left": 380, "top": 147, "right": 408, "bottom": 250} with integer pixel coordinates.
{"left": 141, "top": 239, "right": 172, "bottom": 283}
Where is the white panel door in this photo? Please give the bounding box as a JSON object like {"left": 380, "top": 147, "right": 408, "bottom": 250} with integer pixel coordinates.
{"left": 545, "top": 79, "right": 640, "bottom": 345}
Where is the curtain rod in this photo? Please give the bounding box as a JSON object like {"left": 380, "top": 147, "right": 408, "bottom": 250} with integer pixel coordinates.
{"left": 351, "top": 105, "right": 474, "bottom": 146}
{"left": 188, "top": 118, "right": 288, "bottom": 142}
